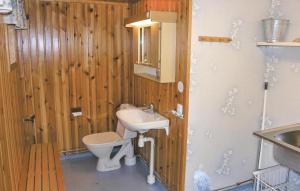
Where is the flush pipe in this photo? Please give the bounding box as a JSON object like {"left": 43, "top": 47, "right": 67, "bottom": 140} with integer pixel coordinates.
{"left": 138, "top": 134, "right": 155, "bottom": 184}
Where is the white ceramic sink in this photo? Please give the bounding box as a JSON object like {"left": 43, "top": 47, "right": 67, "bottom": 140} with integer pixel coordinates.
{"left": 116, "top": 109, "right": 169, "bottom": 135}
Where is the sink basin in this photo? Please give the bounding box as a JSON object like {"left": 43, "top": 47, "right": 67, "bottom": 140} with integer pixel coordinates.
{"left": 276, "top": 130, "right": 300, "bottom": 148}
{"left": 116, "top": 109, "right": 170, "bottom": 135}
{"left": 254, "top": 124, "right": 300, "bottom": 172}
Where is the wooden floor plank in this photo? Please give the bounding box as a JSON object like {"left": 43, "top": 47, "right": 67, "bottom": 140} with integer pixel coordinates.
{"left": 27, "top": 145, "right": 37, "bottom": 191}
{"left": 18, "top": 146, "right": 31, "bottom": 191}
{"left": 34, "top": 144, "right": 42, "bottom": 191}
{"left": 41, "top": 144, "right": 49, "bottom": 191}
{"left": 53, "top": 144, "right": 65, "bottom": 191}
{"left": 48, "top": 144, "right": 58, "bottom": 191}
{"left": 23, "top": 144, "right": 64, "bottom": 191}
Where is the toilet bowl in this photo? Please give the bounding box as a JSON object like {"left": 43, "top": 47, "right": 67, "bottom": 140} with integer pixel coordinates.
{"left": 82, "top": 104, "right": 137, "bottom": 172}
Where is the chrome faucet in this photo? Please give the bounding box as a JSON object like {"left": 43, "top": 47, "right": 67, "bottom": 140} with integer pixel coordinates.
{"left": 142, "top": 103, "right": 155, "bottom": 113}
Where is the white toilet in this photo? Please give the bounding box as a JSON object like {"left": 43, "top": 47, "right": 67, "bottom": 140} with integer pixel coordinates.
{"left": 82, "top": 104, "right": 137, "bottom": 172}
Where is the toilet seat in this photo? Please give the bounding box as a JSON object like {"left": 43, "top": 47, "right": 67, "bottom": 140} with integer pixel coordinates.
{"left": 82, "top": 132, "right": 124, "bottom": 147}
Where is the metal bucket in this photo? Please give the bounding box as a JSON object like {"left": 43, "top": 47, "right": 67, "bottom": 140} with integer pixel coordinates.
{"left": 262, "top": 18, "right": 289, "bottom": 42}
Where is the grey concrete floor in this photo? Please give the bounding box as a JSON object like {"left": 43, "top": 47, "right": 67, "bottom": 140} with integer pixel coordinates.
{"left": 228, "top": 184, "right": 253, "bottom": 191}
{"left": 61, "top": 152, "right": 253, "bottom": 191}
{"left": 61, "top": 152, "right": 167, "bottom": 191}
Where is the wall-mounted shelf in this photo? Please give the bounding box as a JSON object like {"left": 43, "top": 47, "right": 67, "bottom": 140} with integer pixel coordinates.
{"left": 257, "top": 42, "right": 300, "bottom": 47}
{"left": 134, "top": 73, "right": 161, "bottom": 83}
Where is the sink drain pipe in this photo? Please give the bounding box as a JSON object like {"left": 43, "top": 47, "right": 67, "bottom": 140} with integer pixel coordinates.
{"left": 138, "top": 134, "right": 156, "bottom": 184}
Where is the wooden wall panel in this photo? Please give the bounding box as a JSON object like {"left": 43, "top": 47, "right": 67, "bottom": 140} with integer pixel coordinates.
{"left": 129, "top": 1, "right": 191, "bottom": 191}
{"left": 18, "top": 0, "right": 132, "bottom": 151}
{"left": 0, "top": 24, "right": 28, "bottom": 191}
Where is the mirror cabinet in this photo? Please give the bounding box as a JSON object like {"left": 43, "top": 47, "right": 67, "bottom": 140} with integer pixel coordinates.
{"left": 125, "top": 11, "right": 177, "bottom": 83}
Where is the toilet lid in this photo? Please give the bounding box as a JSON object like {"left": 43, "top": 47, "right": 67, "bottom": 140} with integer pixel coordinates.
{"left": 83, "top": 132, "right": 121, "bottom": 145}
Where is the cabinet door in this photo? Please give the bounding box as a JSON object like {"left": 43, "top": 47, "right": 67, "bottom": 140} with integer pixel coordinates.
{"left": 133, "top": 24, "right": 160, "bottom": 68}
{"left": 133, "top": 27, "right": 139, "bottom": 64}
{"left": 149, "top": 23, "right": 160, "bottom": 68}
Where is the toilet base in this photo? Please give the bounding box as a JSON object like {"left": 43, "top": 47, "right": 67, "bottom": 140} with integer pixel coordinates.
{"left": 96, "top": 156, "right": 136, "bottom": 172}
{"left": 96, "top": 142, "right": 136, "bottom": 172}
{"left": 96, "top": 158, "right": 121, "bottom": 172}
{"left": 125, "top": 156, "right": 136, "bottom": 166}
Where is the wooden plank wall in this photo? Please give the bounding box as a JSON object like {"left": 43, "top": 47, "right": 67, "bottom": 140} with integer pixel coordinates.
{"left": 17, "top": 0, "right": 132, "bottom": 151}
{"left": 0, "top": 24, "right": 28, "bottom": 191}
{"left": 129, "top": 1, "right": 191, "bottom": 191}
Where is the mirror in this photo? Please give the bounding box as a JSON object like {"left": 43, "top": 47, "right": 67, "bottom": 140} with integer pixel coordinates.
{"left": 137, "top": 23, "right": 160, "bottom": 68}
{"left": 138, "top": 27, "right": 151, "bottom": 64}
{"left": 143, "top": 27, "right": 151, "bottom": 64}
{"left": 127, "top": 11, "right": 177, "bottom": 83}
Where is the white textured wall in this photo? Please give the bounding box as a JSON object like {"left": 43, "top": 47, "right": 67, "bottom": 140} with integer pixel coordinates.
{"left": 185, "top": 0, "right": 300, "bottom": 190}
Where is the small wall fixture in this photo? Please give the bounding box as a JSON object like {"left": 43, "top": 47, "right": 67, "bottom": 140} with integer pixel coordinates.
{"left": 125, "top": 11, "right": 177, "bottom": 28}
